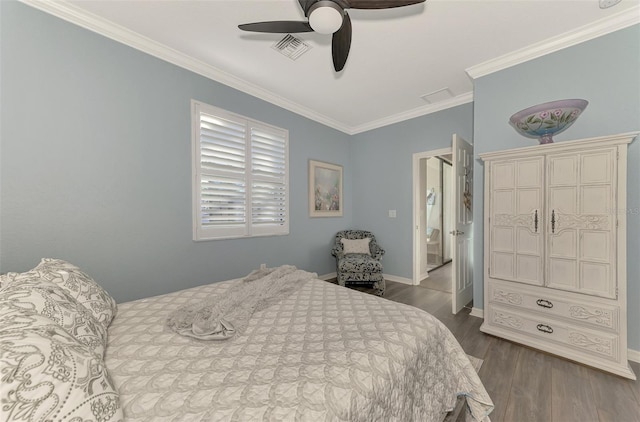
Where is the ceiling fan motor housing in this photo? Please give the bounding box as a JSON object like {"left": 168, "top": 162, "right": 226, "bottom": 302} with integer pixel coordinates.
{"left": 307, "top": 1, "right": 345, "bottom": 34}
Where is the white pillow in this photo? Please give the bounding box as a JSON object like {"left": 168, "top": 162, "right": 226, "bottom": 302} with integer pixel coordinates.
{"left": 0, "top": 315, "right": 123, "bottom": 422}
{"left": 341, "top": 238, "right": 372, "bottom": 255}
{"left": 0, "top": 279, "right": 107, "bottom": 357}
{"left": 28, "top": 259, "right": 118, "bottom": 329}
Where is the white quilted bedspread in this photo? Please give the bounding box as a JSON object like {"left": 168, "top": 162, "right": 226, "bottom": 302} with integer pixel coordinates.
{"left": 105, "top": 277, "right": 493, "bottom": 421}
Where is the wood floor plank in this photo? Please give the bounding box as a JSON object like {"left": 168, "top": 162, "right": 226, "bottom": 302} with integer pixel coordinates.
{"left": 476, "top": 338, "right": 520, "bottom": 422}
{"left": 551, "top": 357, "right": 600, "bottom": 422}
{"left": 420, "top": 263, "right": 452, "bottom": 293}
{"left": 504, "top": 347, "right": 552, "bottom": 422}
{"left": 457, "top": 316, "right": 493, "bottom": 360}
{"left": 589, "top": 365, "right": 640, "bottom": 422}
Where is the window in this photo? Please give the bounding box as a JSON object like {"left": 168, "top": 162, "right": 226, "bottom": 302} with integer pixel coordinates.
{"left": 191, "top": 100, "right": 289, "bottom": 240}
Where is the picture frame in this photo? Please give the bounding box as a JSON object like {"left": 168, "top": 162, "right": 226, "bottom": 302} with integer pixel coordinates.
{"left": 309, "top": 159, "right": 343, "bottom": 217}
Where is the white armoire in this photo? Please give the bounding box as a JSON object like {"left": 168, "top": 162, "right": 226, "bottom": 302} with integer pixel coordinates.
{"left": 480, "top": 132, "right": 637, "bottom": 379}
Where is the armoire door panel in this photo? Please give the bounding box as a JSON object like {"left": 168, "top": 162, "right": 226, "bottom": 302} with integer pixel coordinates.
{"left": 581, "top": 231, "right": 610, "bottom": 261}
{"left": 492, "top": 163, "right": 515, "bottom": 189}
{"left": 549, "top": 156, "right": 577, "bottom": 185}
{"left": 550, "top": 229, "right": 577, "bottom": 258}
{"left": 581, "top": 151, "right": 613, "bottom": 184}
{"left": 517, "top": 227, "right": 539, "bottom": 254}
{"left": 488, "top": 157, "right": 544, "bottom": 285}
{"left": 549, "top": 187, "right": 577, "bottom": 214}
{"left": 516, "top": 189, "right": 541, "bottom": 215}
{"left": 581, "top": 185, "right": 612, "bottom": 214}
{"left": 516, "top": 159, "right": 543, "bottom": 187}
{"left": 516, "top": 255, "right": 542, "bottom": 285}
{"left": 581, "top": 262, "right": 613, "bottom": 298}
{"left": 492, "top": 226, "right": 514, "bottom": 251}
{"left": 492, "top": 190, "right": 514, "bottom": 214}
{"left": 492, "top": 252, "right": 515, "bottom": 279}
{"left": 548, "top": 258, "right": 578, "bottom": 289}
{"left": 547, "top": 147, "right": 617, "bottom": 297}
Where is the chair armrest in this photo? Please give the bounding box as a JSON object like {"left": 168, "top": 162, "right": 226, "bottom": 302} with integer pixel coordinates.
{"left": 331, "top": 248, "right": 343, "bottom": 258}
{"left": 371, "top": 244, "right": 385, "bottom": 260}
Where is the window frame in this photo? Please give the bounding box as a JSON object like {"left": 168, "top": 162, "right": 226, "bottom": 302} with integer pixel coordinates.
{"left": 191, "top": 100, "right": 289, "bottom": 241}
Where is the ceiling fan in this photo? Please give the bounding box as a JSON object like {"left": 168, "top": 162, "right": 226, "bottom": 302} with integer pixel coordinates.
{"left": 238, "top": 0, "right": 426, "bottom": 72}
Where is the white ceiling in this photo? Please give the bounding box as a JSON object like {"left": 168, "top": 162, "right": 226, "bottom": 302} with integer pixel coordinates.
{"left": 23, "top": 0, "right": 640, "bottom": 134}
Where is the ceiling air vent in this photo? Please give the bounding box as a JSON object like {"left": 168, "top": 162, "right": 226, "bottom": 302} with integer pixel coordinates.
{"left": 420, "top": 88, "right": 454, "bottom": 104}
{"left": 272, "top": 34, "right": 311, "bottom": 60}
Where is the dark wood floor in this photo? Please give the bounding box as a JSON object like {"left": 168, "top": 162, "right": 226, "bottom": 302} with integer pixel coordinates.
{"left": 342, "top": 266, "right": 640, "bottom": 422}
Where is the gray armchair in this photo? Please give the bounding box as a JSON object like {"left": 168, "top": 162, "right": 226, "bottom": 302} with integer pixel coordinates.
{"left": 331, "top": 230, "right": 385, "bottom": 296}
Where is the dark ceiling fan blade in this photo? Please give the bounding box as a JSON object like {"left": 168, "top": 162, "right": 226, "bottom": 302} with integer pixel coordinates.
{"left": 344, "top": 0, "right": 425, "bottom": 9}
{"left": 332, "top": 12, "right": 352, "bottom": 72}
{"left": 238, "top": 21, "right": 313, "bottom": 33}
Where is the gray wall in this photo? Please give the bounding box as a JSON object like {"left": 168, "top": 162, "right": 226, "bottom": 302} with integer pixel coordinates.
{"left": 350, "top": 104, "right": 473, "bottom": 279}
{"left": 472, "top": 24, "right": 640, "bottom": 350}
{"left": 0, "top": 1, "right": 352, "bottom": 302}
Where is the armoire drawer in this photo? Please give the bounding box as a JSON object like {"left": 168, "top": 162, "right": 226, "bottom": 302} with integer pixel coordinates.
{"left": 487, "top": 280, "right": 619, "bottom": 332}
{"left": 487, "top": 304, "right": 620, "bottom": 362}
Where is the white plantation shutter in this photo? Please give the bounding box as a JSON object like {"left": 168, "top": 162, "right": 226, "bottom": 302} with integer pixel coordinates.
{"left": 192, "top": 101, "right": 289, "bottom": 240}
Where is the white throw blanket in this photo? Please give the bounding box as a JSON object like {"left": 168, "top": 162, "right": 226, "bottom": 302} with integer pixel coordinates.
{"left": 165, "top": 265, "right": 315, "bottom": 340}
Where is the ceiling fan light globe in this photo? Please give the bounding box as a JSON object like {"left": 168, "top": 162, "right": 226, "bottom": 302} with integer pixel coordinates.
{"left": 309, "top": 4, "right": 343, "bottom": 34}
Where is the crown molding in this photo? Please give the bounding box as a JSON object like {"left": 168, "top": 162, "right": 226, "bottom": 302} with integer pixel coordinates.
{"left": 19, "top": 1, "right": 639, "bottom": 134}
{"left": 466, "top": 5, "right": 640, "bottom": 80}
{"left": 19, "top": 0, "right": 353, "bottom": 134}
{"left": 349, "top": 92, "right": 474, "bottom": 135}
{"left": 17, "top": 0, "right": 472, "bottom": 135}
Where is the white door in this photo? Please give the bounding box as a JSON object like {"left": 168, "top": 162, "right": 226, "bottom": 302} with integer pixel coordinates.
{"left": 452, "top": 134, "right": 474, "bottom": 314}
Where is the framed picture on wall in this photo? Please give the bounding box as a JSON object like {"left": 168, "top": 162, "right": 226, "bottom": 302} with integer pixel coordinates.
{"left": 309, "top": 159, "right": 343, "bottom": 217}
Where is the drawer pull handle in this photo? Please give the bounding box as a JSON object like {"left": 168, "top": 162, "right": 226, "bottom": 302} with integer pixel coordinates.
{"left": 534, "top": 210, "right": 538, "bottom": 233}
{"left": 536, "top": 324, "right": 554, "bottom": 334}
{"left": 536, "top": 324, "right": 553, "bottom": 334}
{"left": 551, "top": 209, "right": 556, "bottom": 234}
{"left": 536, "top": 299, "right": 554, "bottom": 309}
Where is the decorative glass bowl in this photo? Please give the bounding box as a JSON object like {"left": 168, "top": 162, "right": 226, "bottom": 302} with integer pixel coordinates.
{"left": 509, "top": 99, "right": 588, "bottom": 144}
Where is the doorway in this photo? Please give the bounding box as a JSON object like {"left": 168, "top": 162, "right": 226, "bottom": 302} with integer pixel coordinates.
{"left": 412, "top": 134, "right": 474, "bottom": 315}
{"left": 425, "top": 156, "right": 453, "bottom": 272}
{"left": 413, "top": 147, "right": 452, "bottom": 288}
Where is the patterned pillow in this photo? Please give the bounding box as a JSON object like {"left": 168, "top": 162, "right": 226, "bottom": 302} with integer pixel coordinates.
{"left": 341, "top": 237, "right": 372, "bottom": 255}
{"left": 20, "top": 259, "right": 118, "bottom": 329}
{"left": 0, "top": 314, "right": 123, "bottom": 422}
{"left": 0, "top": 279, "right": 107, "bottom": 357}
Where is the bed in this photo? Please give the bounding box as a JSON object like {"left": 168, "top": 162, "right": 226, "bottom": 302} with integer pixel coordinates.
{"left": 0, "top": 259, "right": 493, "bottom": 422}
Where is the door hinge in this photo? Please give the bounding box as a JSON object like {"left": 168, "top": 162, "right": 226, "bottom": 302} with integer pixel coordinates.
{"left": 616, "top": 287, "right": 619, "bottom": 298}
{"left": 617, "top": 150, "right": 619, "bottom": 160}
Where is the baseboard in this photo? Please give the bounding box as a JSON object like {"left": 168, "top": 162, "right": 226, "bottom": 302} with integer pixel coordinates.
{"left": 469, "top": 307, "right": 484, "bottom": 319}
{"left": 384, "top": 274, "right": 414, "bottom": 285}
{"left": 318, "top": 272, "right": 336, "bottom": 281}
